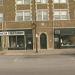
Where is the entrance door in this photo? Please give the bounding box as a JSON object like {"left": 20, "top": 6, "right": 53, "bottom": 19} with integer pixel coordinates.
{"left": 17, "top": 36, "right": 25, "bottom": 49}
{"left": 26, "top": 36, "right": 33, "bottom": 50}
{"left": 25, "top": 30, "right": 33, "bottom": 50}
{"left": 40, "top": 33, "right": 47, "bottom": 49}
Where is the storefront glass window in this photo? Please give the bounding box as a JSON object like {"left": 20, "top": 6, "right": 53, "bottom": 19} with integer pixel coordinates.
{"left": 9, "top": 36, "right": 16, "bottom": 48}
{"left": 8, "top": 30, "right": 33, "bottom": 50}
{"left": 54, "top": 29, "right": 75, "bottom": 49}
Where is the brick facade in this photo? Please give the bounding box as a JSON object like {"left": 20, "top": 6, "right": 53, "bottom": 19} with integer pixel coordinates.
{"left": 0, "top": 0, "right": 75, "bottom": 51}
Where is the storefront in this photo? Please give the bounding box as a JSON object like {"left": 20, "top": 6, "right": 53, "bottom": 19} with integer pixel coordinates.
{"left": 54, "top": 28, "right": 75, "bottom": 49}
{"left": 8, "top": 29, "right": 33, "bottom": 50}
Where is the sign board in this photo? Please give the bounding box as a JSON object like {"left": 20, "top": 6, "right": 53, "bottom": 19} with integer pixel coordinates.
{"left": 7, "top": 31, "right": 24, "bottom": 35}
{"left": 0, "top": 31, "right": 25, "bottom": 36}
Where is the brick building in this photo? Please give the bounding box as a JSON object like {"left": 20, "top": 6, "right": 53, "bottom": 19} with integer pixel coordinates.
{"left": 0, "top": 0, "right": 75, "bottom": 52}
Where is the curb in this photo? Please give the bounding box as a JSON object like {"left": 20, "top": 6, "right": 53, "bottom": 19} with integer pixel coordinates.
{"left": 0, "top": 49, "right": 75, "bottom": 56}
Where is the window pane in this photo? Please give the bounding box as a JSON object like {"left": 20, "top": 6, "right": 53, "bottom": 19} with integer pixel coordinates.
{"left": 38, "top": 15, "right": 42, "bottom": 21}
{"left": 53, "top": 10, "right": 60, "bottom": 19}
{"left": 36, "top": 10, "right": 48, "bottom": 21}
{"left": 42, "top": 0, "right": 48, "bottom": 3}
{"left": 0, "top": 13, "right": 3, "bottom": 22}
{"left": 36, "top": 0, "right": 40, "bottom": 2}
{"left": 16, "top": 11, "right": 23, "bottom": 21}
{"left": 61, "top": 15, "right": 68, "bottom": 19}
{"left": 0, "top": 0, "right": 3, "bottom": 5}
{"left": 24, "top": 11, "right": 32, "bottom": 21}
{"left": 53, "top": 0, "right": 67, "bottom": 3}
{"left": 16, "top": 0, "right": 31, "bottom": 4}
{"left": 60, "top": 11, "right": 67, "bottom": 15}
{"left": 24, "top": 16, "right": 31, "bottom": 21}
{"left": 24, "top": 0, "right": 31, "bottom": 4}
{"left": 53, "top": 0, "right": 59, "bottom": 3}
{"left": 17, "top": 16, "right": 23, "bottom": 21}
{"left": 43, "top": 15, "right": 48, "bottom": 20}
{"left": 60, "top": 11, "right": 68, "bottom": 19}
{"left": 60, "top": 0, "right": 67, "bottom": 3}
{"left": 54, "top": 15, "right": 60, "bottom": 19}
{"left": 43, "top": 11, "right": 48, "bottom": 21}
{"left": 54, "top": 11, "right": 60, "bottom": 15}
{"left": 16, "top": 12, "right": 23, "bottom": 16}
{"left": 36, "top": 0, "right": 48, "bottom": 3}
{"left": 24, "top": 12, "right": 30, "bottom": 16}
{"left": 16, "top": 11, "right": 32, "bottom": 21}
{"left": 53, "top": 10, "right": 69, "bottom": 20}
{"left": 16, "top": 0, "right": 23, "bottom": 4}
{"left": 36, "top": 10, "right": 42, "bottom": 21}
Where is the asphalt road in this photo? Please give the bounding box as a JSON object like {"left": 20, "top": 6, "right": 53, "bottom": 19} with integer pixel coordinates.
{"left": 0, "top": 55, "right": 75, "bottom": 75}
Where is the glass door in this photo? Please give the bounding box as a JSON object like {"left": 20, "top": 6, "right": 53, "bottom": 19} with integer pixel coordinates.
{"left": 17, "top": 36, "right": 25, "bottom": 49}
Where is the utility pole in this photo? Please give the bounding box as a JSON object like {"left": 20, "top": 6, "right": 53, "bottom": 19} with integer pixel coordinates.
{"left": 32, "top": 0, "right": 38, "bottom": 53}
{"left": 32, "top": 22, "right": 38, "bottom": 53}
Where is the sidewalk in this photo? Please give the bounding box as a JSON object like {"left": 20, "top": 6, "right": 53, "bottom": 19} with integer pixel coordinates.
{"left": 0, "top": 49, "right": 75, "bottom": 55}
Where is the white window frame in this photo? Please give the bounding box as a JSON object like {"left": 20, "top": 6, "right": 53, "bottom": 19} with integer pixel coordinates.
{"left": 53, "top": 0, "right": 67, "bottom": 3}
{"left": 36, "top": 0, "right": 48, "bottom": 4}
{"left": 53, "top": 9, "right": 70, "bottom": 20}
{"left": 16, "top": 0, "right": 31, "bottom": 5}
{"left": 36, "top": 9, "right": 49, "bottom": 21}
{"left": 15, "top": 10, "right": 32, "bottom": 21}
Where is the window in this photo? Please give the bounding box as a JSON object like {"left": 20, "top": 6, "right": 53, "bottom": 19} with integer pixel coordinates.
{"left": 24, "top": 11, "right": 32, "bottom": 21}
{"left": 0, "top": 13, "right": 3, "bottom": 22}
{"left": 16, "top": 0, "right": 23, "bottom": 4}
{"left": 16, "top": 11, "right": 23, "bottom": 21}
{"left": 16, "top": 10, "right": 32, "bottom": 21}
{"left": 16, "top": 0, "right": 31, "bottom": 5}
{"left": 0, "top": 0, "right": 3, "bottom": 5}
{"left": 36, "top": 0, "right": 48, "bottom": 4}
{"left": 36, "top": 9, "right": 48, "bottom": 21}
{"left": 53, "top": 0, "right": 67, "bottom": 3}
{"left": 53, "top": 10, "right": 69, "bottom": 20}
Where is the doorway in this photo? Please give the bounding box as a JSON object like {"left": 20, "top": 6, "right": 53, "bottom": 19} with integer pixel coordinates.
{"left": 40, "top": 33, "right": 47, "bottom": 49}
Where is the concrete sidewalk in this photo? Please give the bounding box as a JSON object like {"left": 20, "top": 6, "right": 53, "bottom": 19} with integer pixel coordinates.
{"left": 0, "top": 49, "right": 75, "bottom": 55}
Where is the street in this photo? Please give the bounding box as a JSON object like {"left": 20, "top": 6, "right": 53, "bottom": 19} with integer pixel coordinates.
{"left": 0, "top": 55, "right": 75, "bottom": 75}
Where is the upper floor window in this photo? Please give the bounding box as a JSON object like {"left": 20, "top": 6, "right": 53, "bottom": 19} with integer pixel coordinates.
{"left": 53, "top": 0, "right": 67, "bottom": 3}
{"left": 15, "top": 10, "right": 32, "bottom": 21}
{"left": 53, "top": 10, "right": 70, "bottom": 20}
{"left": 36, "top": 0, "right": 48, "bottom": 4}
{"left": 0, "top": 0, "right": 3, "bottom": 5}
{"left": 0, "top": 13, "right": 3, "bottom": 22}
{"left": 16, "top": 0, "right": 31, "bottom": 5}
{"left": 36, "top": 9, "right": 49, "bottom": 21}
